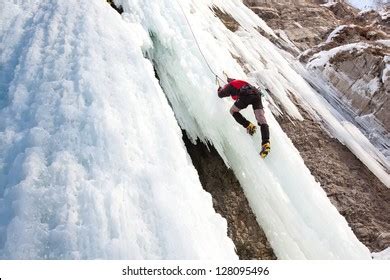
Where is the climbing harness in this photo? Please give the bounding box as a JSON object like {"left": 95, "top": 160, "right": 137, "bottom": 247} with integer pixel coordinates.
{"left": 175, "top": 0, "right": 225, "bottom": 85}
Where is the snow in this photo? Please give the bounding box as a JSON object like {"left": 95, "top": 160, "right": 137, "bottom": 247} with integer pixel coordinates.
{"left": 358, "top": 9, "right": 375, "bottom": 16}
{"left": 293, "top": 22, "right": 304, "bottom": 29}
{"left": 0, "top": 0, "right": 237, "bottom": 259}
{"left": 0, "top": 0, "right": 386, "bottom": 260}
{"left": 382, "top": 56, "right": 390, "bottom": 83}
{"left": 321, "top": 1, "right": 337, "bottom": 8}
{"left": 377, "top": 39, "right": 390, "bottom": 47}
{"left": 379, "top": 9, "right": 390, "bottom": 20}
{"left": 366, "top": 78, "right": 381, "bottom": 96}
{"left": 326, "top": 25, "right": 349, "bottom": 43}
{"left": 372, "top": 247, "right": 390, "bottom": 260}
{"left": 307, "top": 42, "right": 370, "bottom": 69}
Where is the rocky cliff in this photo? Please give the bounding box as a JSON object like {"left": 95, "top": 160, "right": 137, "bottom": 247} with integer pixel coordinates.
{"left": 244, "top": 0, "right": 390, "bottom": 140}
{"left": 243, "top": 0, "right": 344, "bottom": 50}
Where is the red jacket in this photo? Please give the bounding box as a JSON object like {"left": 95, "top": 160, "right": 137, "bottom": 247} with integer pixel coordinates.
{"left": 218, "top": 79, "right": 250, "bottom": 100}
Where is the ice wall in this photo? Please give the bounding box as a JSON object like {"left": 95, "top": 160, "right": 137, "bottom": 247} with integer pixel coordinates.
{"left": 0, "top": 0, "right": 237, "bottom": 259}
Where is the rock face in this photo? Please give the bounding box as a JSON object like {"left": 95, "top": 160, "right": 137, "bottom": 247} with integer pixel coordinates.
{"left": 243, "top": 0, "right": 343, "bottom": 50}
{"left": 303, "top": 24, "right": 390, "bottom": 131}
{"left": 310, "top": 43, "right": 390, "bottom": 131}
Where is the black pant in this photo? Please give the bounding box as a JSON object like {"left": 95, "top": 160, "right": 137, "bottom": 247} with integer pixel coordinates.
{"left": 230, "top": 94, "right": 270, "bottom": 144}
{"left": 234, "top": 94, "right": 263, "bottom": 110}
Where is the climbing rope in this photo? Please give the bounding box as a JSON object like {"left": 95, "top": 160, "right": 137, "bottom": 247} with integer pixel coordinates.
{"left": 174, "top": 1, "right": 269, "bottom": 97}
{"left": 175, "top": 0, "right": 226, "bottom": 85}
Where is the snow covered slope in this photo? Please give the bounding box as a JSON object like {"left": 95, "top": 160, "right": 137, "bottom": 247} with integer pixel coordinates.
{"left": 0, "top": 0, "right": 237, "bottom": 259}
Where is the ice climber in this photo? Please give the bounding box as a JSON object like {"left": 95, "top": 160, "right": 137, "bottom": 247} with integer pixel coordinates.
{"left": 218, "top": 78, "right": 270, "bottom": 158}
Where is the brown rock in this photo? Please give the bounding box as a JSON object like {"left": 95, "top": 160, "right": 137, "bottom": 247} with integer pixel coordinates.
{"left": 327, "top": 1, "right": 358, "bottom": 20}
{"left": 243, "top": 0, "right": 342, "bottom": 51}
{"left": 211, "top": 6, "right": 240, "bottom": 32}
{"left": 376, "top": 233, "right": 390, "bottom": 248}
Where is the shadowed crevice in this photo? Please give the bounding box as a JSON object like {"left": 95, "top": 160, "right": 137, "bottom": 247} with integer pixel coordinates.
{"left": 183, "top": 132, "right": 276, "bottom": 260}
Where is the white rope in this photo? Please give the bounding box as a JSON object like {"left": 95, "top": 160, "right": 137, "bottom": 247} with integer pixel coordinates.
{"left": 175, "top": 0, "right": 225, "bottom": 84}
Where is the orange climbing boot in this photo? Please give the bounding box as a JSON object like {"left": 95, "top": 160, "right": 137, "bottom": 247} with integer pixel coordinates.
{"left": 260, "top": 142, "right": 271, "bottom": 158}
{"left": 246, "top": 122, "right": 257, "bottom": 136}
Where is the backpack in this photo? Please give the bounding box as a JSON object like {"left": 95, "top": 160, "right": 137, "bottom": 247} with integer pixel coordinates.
{"left": 239, "top": 84, "right": 260, "bottom": 96}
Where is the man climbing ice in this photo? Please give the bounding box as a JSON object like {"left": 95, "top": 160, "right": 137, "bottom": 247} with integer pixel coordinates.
{"left": 218, "top": 78, "right": 270, "bottom": 158}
